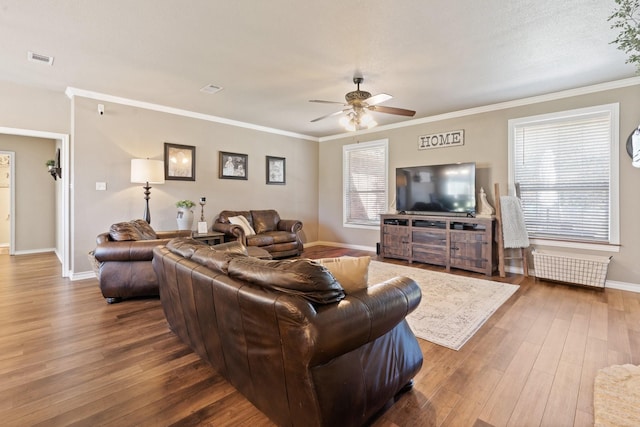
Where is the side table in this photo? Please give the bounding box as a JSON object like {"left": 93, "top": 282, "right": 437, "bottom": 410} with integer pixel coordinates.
{"left": 191, "top": 231, "right": 225, "bottom": 246}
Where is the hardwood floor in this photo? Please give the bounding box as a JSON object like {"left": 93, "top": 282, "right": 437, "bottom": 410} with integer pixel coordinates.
{"left": 1, "top": 247, "right": 637, "bottom": 426}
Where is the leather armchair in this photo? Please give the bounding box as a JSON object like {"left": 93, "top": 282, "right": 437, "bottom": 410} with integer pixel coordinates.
{"left": 212, "top": 209, "right": 303, "bottom": 258}
{"left": 92, "top": 222, "right": 192, "bottom": 303}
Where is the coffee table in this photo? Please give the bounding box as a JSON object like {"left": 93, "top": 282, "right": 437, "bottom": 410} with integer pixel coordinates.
{"left": 191, "top": 231, "right": 225, "bottom": 245}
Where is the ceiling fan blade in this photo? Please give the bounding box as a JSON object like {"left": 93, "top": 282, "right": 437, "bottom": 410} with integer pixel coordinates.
{"left": 310, "top": 109, "right": 348, "bottom": 122}
{"left": 309, "top": 99, "right": 346, "bottom": 105}
{"left": 371, "top": 105, "right": 416, "bottom": 117}
{"left": 364, "top": 93, "right": 392, "bottom": 106}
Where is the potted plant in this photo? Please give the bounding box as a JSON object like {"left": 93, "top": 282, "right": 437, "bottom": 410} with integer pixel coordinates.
{"left": 175, "top": 200, "right": 196, "bottom": 230}
{"left": 46, "top": 159, "right": 56, "bottom": 170}
{"left": 609, "top": 0, "right": 640, "bottom": 72}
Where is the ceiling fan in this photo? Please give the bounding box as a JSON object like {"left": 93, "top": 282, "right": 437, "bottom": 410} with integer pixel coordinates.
{"left": 309, "top": 76, "right": 416, "bottom": 131}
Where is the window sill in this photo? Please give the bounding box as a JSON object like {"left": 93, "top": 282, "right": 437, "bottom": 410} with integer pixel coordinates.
{"left": 343, "top": 223, "right": 380, "bottom": 231}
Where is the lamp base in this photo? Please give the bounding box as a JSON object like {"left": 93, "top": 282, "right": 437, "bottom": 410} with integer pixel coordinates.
{"left": 142, "top": 183, "right": 151, "bottom": 224}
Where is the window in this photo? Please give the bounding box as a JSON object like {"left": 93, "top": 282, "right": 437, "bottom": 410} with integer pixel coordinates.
{"left": 343, "top": 139, "right": 388, "bottom": 228}
{"left": 508, "top": 104, "right": 619, "bottom": 246}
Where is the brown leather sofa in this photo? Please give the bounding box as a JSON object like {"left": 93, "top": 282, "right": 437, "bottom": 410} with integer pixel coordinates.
{"left": 212, "top": 209, "right": 303, "bottom": 258}
{"left": 153, "top": 238, "right": 423, "bottom": 427}
{"left": 92, "top": 219, "right": 192, "bottom": 303}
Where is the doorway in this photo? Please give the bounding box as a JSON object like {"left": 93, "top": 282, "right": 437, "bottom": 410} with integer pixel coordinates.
{"left": 0, "top": 151, "right": 13, "bottom": 254}
{"left": 0, "top": 127, "right": 70, "bottom": 277}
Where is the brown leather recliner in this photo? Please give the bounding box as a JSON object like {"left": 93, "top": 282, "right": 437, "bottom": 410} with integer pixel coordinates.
{"left": 153, "top": 238, "right": 423, "bottom": 427}
{"left": 212, "top": 209, "right": 303, "bottom": 258}
{"left": 91, "top": 219, "right": 192, "bottom": 303}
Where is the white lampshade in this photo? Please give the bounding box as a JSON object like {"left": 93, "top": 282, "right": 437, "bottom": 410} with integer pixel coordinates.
{"left": 130, "top": 159, "right": 165, "bottom": 184}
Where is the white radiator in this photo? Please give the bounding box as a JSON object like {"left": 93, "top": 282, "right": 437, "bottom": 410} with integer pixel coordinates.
{"left": 532, "top": 249, "right": 612, "bottom": 288}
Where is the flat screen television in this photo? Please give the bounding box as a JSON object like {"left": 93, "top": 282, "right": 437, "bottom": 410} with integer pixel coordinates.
{"left": 395, "top": 162, "right": 476, "bottom": 216}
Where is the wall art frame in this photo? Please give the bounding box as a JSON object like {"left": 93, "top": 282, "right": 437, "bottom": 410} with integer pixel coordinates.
{"left": 219, "top": 151, "right": 248, "bottom": 180}
{"left": 266, "top": 156, "right": 286, "bottom": 185}
{"left": 164, "top": 142, "right": 196, "bottom": 181}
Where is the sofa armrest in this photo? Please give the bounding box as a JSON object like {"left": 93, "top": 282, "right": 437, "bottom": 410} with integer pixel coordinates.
{"left": 300, "top": 277, "right": 421, "bottom": 365}
{"left": 94, "top": 238, "right": 174, "bottom": 262}
{"left": 212, "top": 222, "right": 246, "bottom": 243}
{"left": 277, "top": 219, "right": 303, "bottom": 233}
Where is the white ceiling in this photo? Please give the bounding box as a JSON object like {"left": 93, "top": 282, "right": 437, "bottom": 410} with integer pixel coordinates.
{"left": 0, "top": 0, "right": 635, "bottom": 138}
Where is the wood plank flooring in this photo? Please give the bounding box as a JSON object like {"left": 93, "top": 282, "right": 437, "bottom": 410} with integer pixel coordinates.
{"left": 1, "top": 247, "right": 637, "bottom": 426}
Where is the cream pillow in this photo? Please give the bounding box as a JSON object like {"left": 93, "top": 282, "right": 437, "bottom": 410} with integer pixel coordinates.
{"left": 228, "top": 215, "right": 256, "bottom": 236}
{"left": 315, "top": 256, "right": 371, "bottom": 294}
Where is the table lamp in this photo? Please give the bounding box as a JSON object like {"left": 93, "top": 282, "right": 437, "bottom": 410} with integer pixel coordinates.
{"left": 131, "top": 158, "right": 165, "bottom": 224}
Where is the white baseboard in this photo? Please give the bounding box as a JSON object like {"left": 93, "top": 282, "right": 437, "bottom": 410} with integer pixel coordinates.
{"left": 305, "top": 240, "right": 376, "bottom": 253}
{"left": 14, "top": 248, "right": 56, "bottom": 255}
{"left": 525, "top": 267, "right": 640, "bottom": 294}
{"left": 70, "top": 271, "right": 96, "bottom": 281}
{"left": 604, "top": 280, "right": 640, "bottom": 293}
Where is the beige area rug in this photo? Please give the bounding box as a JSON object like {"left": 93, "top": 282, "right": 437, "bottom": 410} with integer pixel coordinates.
{"left": 594, "top": 364, "right": 640, "bottom": 427}
{"left": 367, "top": 261, "right": 519, "bottom": 350}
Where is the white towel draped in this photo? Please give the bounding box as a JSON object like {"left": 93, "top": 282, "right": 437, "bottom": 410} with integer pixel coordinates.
{"left": 500, "top": 196, "right": 530, "bottom": 248}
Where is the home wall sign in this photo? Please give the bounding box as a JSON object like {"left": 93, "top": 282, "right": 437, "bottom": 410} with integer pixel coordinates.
{"left": 418, "top": 130, "right": 464, "bottom": 150}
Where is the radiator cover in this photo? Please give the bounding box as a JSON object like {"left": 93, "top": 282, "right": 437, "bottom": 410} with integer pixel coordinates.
{"left": 532, "top": 249, "right": 612, "bottom": 288}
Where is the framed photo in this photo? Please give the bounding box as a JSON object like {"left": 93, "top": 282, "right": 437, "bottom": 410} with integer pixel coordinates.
{"left": 266, "top": 156, "right": 286, "bottom": 185}
{"left": 164, "top": 143, "right": 196, "bottom": 181}
{"left": 219, "top": 151, "right": 248, "bottom": 180}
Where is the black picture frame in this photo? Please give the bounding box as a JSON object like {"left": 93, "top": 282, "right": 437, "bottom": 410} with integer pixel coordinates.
{"left": 164, "top": 143, "right": 196, "bottom": 181}
{"left": 219, "top": 151, "right": 248, "bottom": 180}
{"left": 266, "top": 156, "right": 286, "bottom": 185}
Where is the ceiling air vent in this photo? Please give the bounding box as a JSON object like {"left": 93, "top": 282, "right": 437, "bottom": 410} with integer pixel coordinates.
{"left": 200, "top": 84, "right": 223, "bottom": 94}
{"left": 27, "top": 51, "right": 54, "bottom": 66}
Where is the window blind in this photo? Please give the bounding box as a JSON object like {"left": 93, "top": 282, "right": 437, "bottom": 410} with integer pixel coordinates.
{"left": 343, "top": 140, "right": 388, "bottom": 227}
{"left": 513, "top": 111, "right": 612, "bottom": 242}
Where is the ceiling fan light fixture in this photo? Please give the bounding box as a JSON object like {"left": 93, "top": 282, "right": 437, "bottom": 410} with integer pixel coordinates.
{"left": 360, "top": 112, "right": 374, "bottom": 126}
{"left": 310, "top": 75, "right": 415, "bottom": 131}
{"left": 345, "top": 121, "right": 357, "bottom": 132}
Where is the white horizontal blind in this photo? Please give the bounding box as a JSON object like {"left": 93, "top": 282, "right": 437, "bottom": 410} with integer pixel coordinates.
{"left": 343, "top": 140, "right": 388, "bottom": 227}
{"left": 513, "top": 110, "right": 612, "bottom": 242}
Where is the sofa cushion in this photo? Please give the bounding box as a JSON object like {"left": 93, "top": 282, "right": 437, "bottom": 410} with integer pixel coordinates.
{"left": 192, "top": 248, "right": 239, "bottom": 274}
{"left": 109, "top": 221, "right": 144, "bottom": 241}
{"left": 251, "top": 209, "right": 280, "bottom": 234}
{"left": 262, "top": 230, "right": 297, "bottom": 244}
{"left": 315, "top": 256, "right": 371, "bottom": 294}
{"left": 218, "top": 210, "right": 252, "bottom": 225}
{"left": 108, "top": 219, "right": 159, "bottom": 241}
{"left": 246, "top": 234, "right": 274, "bottom": 247}
{"left": 229, "top": 215, "right": 256, "bottom": 236}
{"left": 166, "top": 237, "right": 209, "bottom": 259}
{"left": 228, "top": 257, "right": 345, "bottom": 304}
{"left": 131, "top": 219, "right": 157, "bottom": 240}
{"left": 212, "top": 240, "right": 249, "bottom": 255}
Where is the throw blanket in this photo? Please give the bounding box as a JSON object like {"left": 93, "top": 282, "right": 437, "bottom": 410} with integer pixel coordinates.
{"left": 500, "top": 196, "right": 529, "bottom": 248}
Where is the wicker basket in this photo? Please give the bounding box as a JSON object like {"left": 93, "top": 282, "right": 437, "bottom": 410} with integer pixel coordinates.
{"left": 532, "top": 249, "right": 611, "bottom": 288}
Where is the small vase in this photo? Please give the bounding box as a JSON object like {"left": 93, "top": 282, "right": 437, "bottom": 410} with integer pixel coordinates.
{"left": 176, "top": 208, "right": 194, "bottom": 230}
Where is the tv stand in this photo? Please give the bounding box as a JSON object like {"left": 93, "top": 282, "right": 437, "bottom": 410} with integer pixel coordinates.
{"left": 380, "top": 214, "right": 495, "bottom": 276}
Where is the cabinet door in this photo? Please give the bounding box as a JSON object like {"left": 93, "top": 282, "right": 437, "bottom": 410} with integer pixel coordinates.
{"left": 382, "top": 225, "right": 410, "bottom": 258}
{"left": 450, "top": 231, "right": 490, "bottom": 271}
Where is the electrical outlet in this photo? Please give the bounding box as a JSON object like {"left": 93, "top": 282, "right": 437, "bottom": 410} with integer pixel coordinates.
{"left": 96, "top": 182, "right": 107, "bottom": 191}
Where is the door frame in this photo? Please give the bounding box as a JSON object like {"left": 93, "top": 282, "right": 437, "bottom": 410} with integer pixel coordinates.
{"left": 0, "top": 127, "right": 70, "bottom": 277}
{"left": 0, "top": 151, "right": 14, "bottom": 253}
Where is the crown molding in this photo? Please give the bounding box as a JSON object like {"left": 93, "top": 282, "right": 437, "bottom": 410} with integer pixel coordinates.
{"left": 64, "top": 87, "right": 319, "bottom": 142}
{"left": 64, "top": 76, "right": 640, "bottom": 144}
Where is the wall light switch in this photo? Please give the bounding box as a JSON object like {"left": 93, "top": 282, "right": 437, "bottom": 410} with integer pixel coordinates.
{"left": 96, "top": 182, "right": 107, "bottom": 191}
